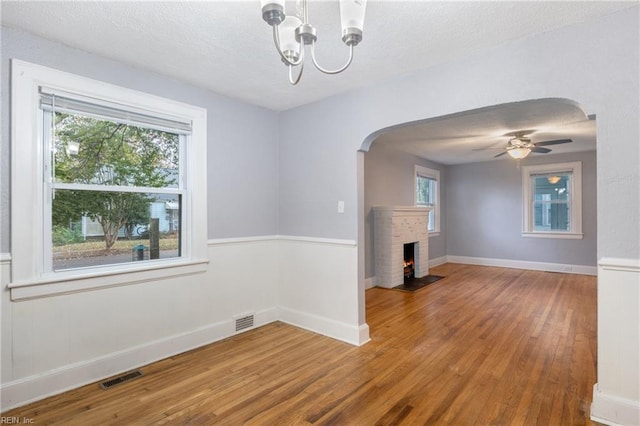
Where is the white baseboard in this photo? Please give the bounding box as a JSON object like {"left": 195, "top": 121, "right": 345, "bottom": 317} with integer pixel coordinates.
{"left": 364, "top": 276, "right": 377, "bottom": 289}
{"left": 2, "top": 237, "right": 370, "bottom": 411}
{"left": 278, "top": 306, "right": 369, "bottom": 346}
{"left": 591, "top": 384, "right": 640, "bottom": 426}
{"left": 367, "top": 255, "right": 594, "bottom": 288}
{"left": 0, "top": 307, "right": 278, "bottom": 412}
{"left": 429, "top": 256, "right": 448, "bottom": 268}
{"left": 447, "top": 255, "right": 597, "bottom": 276}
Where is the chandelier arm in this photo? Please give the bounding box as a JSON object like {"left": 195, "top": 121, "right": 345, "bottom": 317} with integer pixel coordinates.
{"left": 272, "top": 24, "right": 303, "bottom": 67}
{"left": 310, "top": 42, "right": 354, "bottom": 75}
{"left": 288, "top": 60, "right": 304, "bottom": 85}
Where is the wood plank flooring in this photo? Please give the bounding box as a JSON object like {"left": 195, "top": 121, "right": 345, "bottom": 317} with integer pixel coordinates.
{"left": 2, "top": 263, "right": 598, "bottom": 425}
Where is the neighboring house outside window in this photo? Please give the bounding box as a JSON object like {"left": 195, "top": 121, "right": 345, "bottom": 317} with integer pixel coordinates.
{"left": 9, "top": 60, "right": 208, "bottom": 300}
{"left": 415, "top": 165, "right": 440, "bottom": 235}
{"left": 521, "top": 161, "right": 583, "bottom": 239}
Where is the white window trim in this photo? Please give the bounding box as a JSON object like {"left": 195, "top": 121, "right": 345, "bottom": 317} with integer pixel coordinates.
{"left": 414, "top": 165, "right": 440, "bottom": 236}
{"left": 9, "top": 60, "right": 208, "bottom": 300}
{"left": 521, "top": 161, "right": 583, "bottom": 239}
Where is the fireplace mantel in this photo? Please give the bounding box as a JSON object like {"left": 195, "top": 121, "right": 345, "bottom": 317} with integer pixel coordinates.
{"left": 373, "top": 206, "right": 430, "bottom": 288}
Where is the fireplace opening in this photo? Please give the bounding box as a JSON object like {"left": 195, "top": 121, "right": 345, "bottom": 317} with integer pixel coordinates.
{"left": 404, "top": 242, "right": 416, "bottom": 283}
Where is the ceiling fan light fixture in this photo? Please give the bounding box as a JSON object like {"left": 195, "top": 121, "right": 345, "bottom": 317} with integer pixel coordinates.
{"left": 507, "top": 147, "right": 531, "bottom": 159}
{"left": 486, "top": 130, "right": 573, "bottom": 161}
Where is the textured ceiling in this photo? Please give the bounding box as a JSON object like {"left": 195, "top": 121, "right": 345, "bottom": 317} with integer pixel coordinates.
{"left": 372, "top": 98, "right": 596, "bottom": 165}
{"left": 1, "top": 1, "right": 635, "bottom": 112}
{"left": 2, "top": 1, "right": 627, "bottom": 164}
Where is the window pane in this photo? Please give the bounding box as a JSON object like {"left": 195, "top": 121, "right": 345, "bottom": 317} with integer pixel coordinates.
{"left": 532, "top": 172, "right": 572, "bottom": 232}
{"left": 53, "top": 112, "right": 179, "bottom": 188}
{"left": 533, "top": 202, "right": 570, "bottom": 231}
{"left": 417, "top": 176, "right": 435, "bottom": 205}
{"left": 417, "top": 175, "right": 436, "bottom": 232}
{"left": 416, "top": 175, "right": 428, "bottom": 205}
{"left": 52, "top": 190, "right": 181, "bottom": 270}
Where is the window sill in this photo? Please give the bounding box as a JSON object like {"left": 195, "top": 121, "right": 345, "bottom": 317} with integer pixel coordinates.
{"left": 521, "top": 232, "right": 583, "bottom": 240}
{"left": 8, "top": 258, "right": 209, "bottom": 301}
{"left": 428, "top": 232, "right": 441, "bottom": 237}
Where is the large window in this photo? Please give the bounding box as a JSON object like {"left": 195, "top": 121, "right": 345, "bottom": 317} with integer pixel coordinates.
{"left": 522, "top": 162, "right": 583, "bottom": 239}
{"left": 43, "top": 92, "right": 186, "bottom": 271}
{"left": 415, "top": 165, "right": 440, "bottom": 234}
{"left": 10, "top": 60, "right": 208, "bottom": 299}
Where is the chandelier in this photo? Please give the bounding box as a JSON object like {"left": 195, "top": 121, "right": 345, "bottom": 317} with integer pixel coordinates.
{"left": 261, "top": 0, "right": 367, "bottom": 85}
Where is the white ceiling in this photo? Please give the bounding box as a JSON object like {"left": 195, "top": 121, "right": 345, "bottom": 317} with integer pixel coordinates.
{"left": 372, "top": 98, "right": 597, "bottom": 164}
{"left": 2, "top": 1, "right": 627, "bottom": 164}
{"left": 1, "top": 1, "right": 635, "bottom": 112}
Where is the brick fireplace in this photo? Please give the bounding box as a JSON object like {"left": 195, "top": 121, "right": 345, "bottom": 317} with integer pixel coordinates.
{"left": 373, "top": 206, "right": 430, "bottom": 288}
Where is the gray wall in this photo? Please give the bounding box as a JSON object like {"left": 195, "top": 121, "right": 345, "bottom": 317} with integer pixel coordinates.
{"left": 277, "top": 108, "right": 359, "bottom": 240}
{"left": 447, "top": 151, "right": 597, "bottom": 266}
{"left": 277, "top": 8, "right": 638, "bottom": 264}
{"left": 364, "top": 145, "right": 596, "bottom": 278}
{"left": 363, "top": 142, "right": 447, "bottom": 279}
{"left": 0, "top": 27, "right": 279, "bottom": 252}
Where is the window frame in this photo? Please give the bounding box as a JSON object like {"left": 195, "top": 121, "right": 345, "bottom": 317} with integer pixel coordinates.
{"left": 521, "top": 161, "right": 583, "bottom": 239}
{"left": 414, "top": 165, "right": 440, "bottom": 236}
{"left": 9, "top": 60, "right": 208, "bottom": 300}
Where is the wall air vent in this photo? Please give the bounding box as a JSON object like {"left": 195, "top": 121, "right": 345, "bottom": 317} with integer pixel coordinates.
{"left": 234, "top": 314, "right": 255, "bottom": 332}
{"left": 100, "top": 370, "right": 143, "bottom": 389}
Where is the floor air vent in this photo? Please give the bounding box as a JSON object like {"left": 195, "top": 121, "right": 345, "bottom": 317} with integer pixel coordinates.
{"left": 100, "top": 370, "right": 143, "bottom": 389}
{"left": 235, "top": 314, "right": 255, "bottom": 332}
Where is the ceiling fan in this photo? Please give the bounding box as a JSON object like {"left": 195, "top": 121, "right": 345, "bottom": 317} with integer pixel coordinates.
{"left": 481, "top": 130, "right": 572, "bottom": 159}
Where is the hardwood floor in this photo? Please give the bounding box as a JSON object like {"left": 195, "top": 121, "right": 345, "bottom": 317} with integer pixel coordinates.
{"left": 3, "top": 263, "right": 598, "bottom": 425}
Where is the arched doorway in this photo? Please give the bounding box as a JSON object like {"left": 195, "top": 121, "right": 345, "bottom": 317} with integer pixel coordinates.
{"left": 357, "top": 97, "right": 597, "bottom": 323}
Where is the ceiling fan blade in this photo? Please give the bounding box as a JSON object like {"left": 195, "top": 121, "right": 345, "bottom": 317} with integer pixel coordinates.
{"left": 493, "top": 151, "right": 508, "bottom": 158}
{"left": 531, "top": 147, "right": 552, "bottom": 154}
{"left": 534, "top": 138, "right": 572, "bottom": 147}
{"left": 503, "top": 129, "right": 536, "bottom": 137}
{"left": 472, "top": 147, "right": 504, "bottom": 151}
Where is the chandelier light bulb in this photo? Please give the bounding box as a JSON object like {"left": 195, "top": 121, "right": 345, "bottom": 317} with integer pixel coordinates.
{"left": 280, "top": 16, "right": 303, "bottom": 60}
{"left": 340, "top": 0, "right": 367, "bottom": 45}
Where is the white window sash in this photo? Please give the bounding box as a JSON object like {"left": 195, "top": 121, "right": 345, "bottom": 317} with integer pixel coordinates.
{"left": 51, "top": 183, "right": 184, "bottom": 195}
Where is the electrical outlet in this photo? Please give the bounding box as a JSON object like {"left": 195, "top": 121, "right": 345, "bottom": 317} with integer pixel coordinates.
{"left": 337, "top": 201, "right": 345, "bottom": 213}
